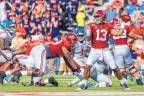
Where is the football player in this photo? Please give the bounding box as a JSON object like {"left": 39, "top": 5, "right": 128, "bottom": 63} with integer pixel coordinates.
{"left": 67, "top": 31, "right": 112, "bottom": 88}
{"left": 0, "top": 33, "right": 80, "bottom": 86}
{"left": 111, "top": 15, "right": 143, "bottom": 85}
{"left": 80, "top": 10, "right": 130, "bottom": 90}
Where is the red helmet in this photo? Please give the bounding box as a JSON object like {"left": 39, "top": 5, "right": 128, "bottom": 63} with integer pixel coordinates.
{"left": 111, "top": 18, "right": 121, "bottom": 30}
{"left": 121, "top": 15, "right": 131, "bottom": 22}
{"left": 65, "top": 33, "right": 78, "bottom": 43}
{"left": 94, "top": 10, "right": 106, "bottom": 24}
{"left": 111, "top": 18, "right": 120, "bottom": 25}
{"left": 94, "top": 10, "right": 106, "bottom": 20}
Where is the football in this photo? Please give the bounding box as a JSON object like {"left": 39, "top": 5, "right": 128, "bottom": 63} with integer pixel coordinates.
{"left": 121, "top": 15, "right": 131, "bottom": 22}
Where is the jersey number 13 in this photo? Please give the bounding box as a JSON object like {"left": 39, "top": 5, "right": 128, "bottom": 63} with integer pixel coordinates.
{"left": 96, "top": 29, "right": 107, "bottom": 41}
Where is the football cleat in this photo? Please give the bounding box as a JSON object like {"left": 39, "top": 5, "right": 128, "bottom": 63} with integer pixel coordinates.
{"left": 120, "top": 83, "right": 130, "bottom": 90}
{"left": 11, "top": 71, "right": 22, "bottom": 83}
{"left": 0, "top": 71, "right": 6, "bottom": 84}
{"left": 79, "top": 83, "right": 88, "bottom": 90}
{"left": 48, "top": 76, "right": 58, "bottom": 87}
{"left": 136, "top": 78, "right": 143, "bottom": 85}
{"left": 67, "top": 82, "right": 73, "bottom": 87}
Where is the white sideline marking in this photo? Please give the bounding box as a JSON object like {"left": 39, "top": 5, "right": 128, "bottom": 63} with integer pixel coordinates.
{"left": 1, "top": 91, "right": 144, "bottom": 96}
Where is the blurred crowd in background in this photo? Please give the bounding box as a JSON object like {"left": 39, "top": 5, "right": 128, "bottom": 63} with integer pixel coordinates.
{"left": 0, "top": 0, "right": 144, "bottom": 75}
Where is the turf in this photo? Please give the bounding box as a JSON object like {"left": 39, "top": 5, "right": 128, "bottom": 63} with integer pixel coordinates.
{"left": 0, "top": 75, "right": 144, "bottom": 92}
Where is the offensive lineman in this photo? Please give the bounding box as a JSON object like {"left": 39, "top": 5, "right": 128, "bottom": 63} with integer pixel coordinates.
{"left": 0, "top": 33, "right": 81, "bottom": 86}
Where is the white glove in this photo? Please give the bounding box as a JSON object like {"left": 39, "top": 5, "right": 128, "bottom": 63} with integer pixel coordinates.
{"left": 120, "top": 22, "right": 125, "bottom": 29}
{"left": 10, "top": 45, "right": 16, "bottom": 50}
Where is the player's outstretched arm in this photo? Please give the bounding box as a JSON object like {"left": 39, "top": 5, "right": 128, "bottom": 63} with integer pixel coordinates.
{"left": 111, "top": 22, "right": 125, "bottom": 36}
{"left": 62, "top": 46, "right": 80, "bottom": 72}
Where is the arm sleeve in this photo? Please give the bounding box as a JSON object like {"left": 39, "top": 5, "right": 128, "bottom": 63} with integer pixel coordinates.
{"left": 86, "top": 28, "right": 91, "bottom": 36}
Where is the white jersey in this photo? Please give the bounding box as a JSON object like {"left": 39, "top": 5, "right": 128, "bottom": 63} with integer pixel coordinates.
{"left": 74, "top": 41, "right": 87, "bottom": 58}
{"left": 0, "top": 29, "right": 13, "bottom": 40}
{"left": 13, "top": 54, "right": 35, "bottom": 70}
{"left": 73, "top": 41, "right": 88, "bottom": 67}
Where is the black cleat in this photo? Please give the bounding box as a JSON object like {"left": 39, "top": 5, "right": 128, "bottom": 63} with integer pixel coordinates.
{"left": 136, "top": 79, "right": 143, "bottom": 85}
{"left": 79, "top": 83, "right": 88, "bottom": 90}
{"left": 48, "top": 77, "right": 58, "bottom": 87}
{"left": 11, "top": 71, "right": 22, "bottom": 83}
{"left": 0, "top": 71, "right": 6, "bottom": 84}
{"left": 120, "top": 83, "right": 130, "bottom": 90}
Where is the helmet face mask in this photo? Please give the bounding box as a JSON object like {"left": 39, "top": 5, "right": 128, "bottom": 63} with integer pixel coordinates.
{"left": 77, "top": 35, "right": 85, "bottom": 41}
{"left": 94, "top": 16, "right": 103, "bottom": 24}
{"left": 111, "top": 18, "right": 121, "bottom": 30}
{"left": 94, "top": 10, "right": 106, "bottom": 25}
{"left": 114, "top": 23, "right": 121, "bottom": 30}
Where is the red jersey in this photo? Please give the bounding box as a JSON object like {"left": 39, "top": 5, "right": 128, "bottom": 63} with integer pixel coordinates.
{"left": 49, "top": 39, "right": 71, "bottom": 57}
{"left": 43, "top": 39, "right": 55, "bottom": 44}
{"left": 20, "top": 41, "right": 34, "bottom": 55}
{"left": 112, "top": 26, "right": 130, "bottom": 45}
{"left": 88, "top": 23, "right": 113, "bottom": 48}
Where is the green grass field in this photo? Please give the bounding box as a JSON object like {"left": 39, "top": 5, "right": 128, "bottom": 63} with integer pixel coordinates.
{"left": 0, "top": 75, "right": 144, "bottom": 92}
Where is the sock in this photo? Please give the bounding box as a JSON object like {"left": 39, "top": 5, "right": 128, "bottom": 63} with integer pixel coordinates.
{"left": 120, "top": 79, "right": 125, "bottom": 84}
{"left": 5, "top": 71, "right": 12, "bottom": 76}
{"left": 122, "top": 71, "right": 127, "bottom": 79}
{"left": 44, "top": 79, "right": 49, "bottom": 84}
{"left": 20, "top": 71, "right": 27, "bottom": 76}
{"left": 71, "top": 77, "right": 81, "bottom": 85}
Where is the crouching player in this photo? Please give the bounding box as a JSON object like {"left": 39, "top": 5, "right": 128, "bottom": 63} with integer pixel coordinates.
{"left": 0, "top": 53, "right": 58, "bottom": 86}
{"left": 0, "top": 33, "right": 81, "bottom": 86}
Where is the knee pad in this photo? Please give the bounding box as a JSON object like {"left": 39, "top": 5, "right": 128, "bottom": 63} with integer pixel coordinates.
{"left": 128, "top": 65, "right": 136, "bottom": 74}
